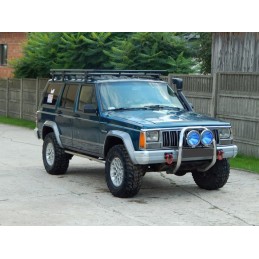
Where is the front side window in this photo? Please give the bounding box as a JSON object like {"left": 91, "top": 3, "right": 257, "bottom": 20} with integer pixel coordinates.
{"left": 78, "top": 84, "right": 96, "bottom": 112}
{"left": 0, "top": 44, "right": 8, "bottom": 66}
{"left": 42, "top": 83, "right": 63, "bottom": 106}
{"left": 60, "top": 84, "right": 78, "bottom": 110}
{"left": 99, "top": 81, "right": 184, "bottom": 110}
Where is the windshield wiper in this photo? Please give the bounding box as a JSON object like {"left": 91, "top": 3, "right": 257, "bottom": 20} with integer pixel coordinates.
{"left": 144, "top": 105, "right": 182, "bottom": 110}
{"left": 107, "top": 107, "right": 148, "bottom": 111}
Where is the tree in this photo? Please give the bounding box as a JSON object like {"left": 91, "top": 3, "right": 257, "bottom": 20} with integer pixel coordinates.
{"left": 13, "top": 33, "right": 63, "bottom": 78}
{"left": 197, "top": 32, "right": 212, "bottom": 74}
{"left": 56, "top": 32, "right": 114, "bottom": 69}
{"left": 13, "top": 32, "right": 128, "bottom": 77}
{"left": 13, "top": 32, "right": 200, "bottom": 78}
{"left": 105, "top": 32, "right": 196, "bottom": 73}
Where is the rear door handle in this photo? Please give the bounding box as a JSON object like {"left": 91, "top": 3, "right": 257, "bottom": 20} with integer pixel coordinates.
{"left": 57, "top": 110, "right": 62, "bottom": 115}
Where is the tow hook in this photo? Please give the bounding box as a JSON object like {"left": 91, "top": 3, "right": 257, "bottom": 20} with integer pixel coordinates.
{"left": 217, "top": 149, "right": 224, "bottom": 160}
{"left": 165, "top": 153, "right": 173, "bottom": 165}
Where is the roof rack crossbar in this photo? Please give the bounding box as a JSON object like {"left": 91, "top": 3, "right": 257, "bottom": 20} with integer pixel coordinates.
{"left": 50, "top": 69, "right": 167, "bottom": 81}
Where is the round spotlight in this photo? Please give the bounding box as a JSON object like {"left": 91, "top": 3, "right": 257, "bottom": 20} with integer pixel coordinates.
{"left": 186, "top": 130, "right": 200, "bottom": 147}
{"left": 201, "top": 130, "right": 214, "bottom": 146}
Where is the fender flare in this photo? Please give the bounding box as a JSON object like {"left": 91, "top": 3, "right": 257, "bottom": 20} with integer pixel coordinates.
{"left": 42, "top": 121, "right": 63, "bottom": 148}
{"left": 104, "top": 130, "right": 137, "bottom": 164}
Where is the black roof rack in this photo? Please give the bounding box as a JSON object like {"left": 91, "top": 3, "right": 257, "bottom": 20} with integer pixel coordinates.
{"left": 50, "top": 69, "right": 168, "bottom": 82}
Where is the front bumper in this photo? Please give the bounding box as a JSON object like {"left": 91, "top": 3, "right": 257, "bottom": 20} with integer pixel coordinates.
{"left": 34, "top": 128, "right": 40, "bottom": 139}
{"left": 133, "top": 145, "right": 238, "bottom": 165}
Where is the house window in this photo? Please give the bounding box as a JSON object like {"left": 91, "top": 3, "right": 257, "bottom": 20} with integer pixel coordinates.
{"left": 0, "top": 44, "right": 8, "bottom": 66}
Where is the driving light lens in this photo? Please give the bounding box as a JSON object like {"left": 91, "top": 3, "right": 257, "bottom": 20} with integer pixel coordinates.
{"left": 219, "top": 128, "right": 231, "bottom": 139}
{"left": 186, "top": 130, "right": 200, "bottom": 147}
{"left": 201, "top": 130, "right": 214, "bottom": 146}
{"left": 146, "top": 131, "right": 159, "bottom": 142}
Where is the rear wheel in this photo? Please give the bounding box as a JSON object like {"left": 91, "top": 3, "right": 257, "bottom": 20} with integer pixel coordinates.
{"left": 192, "top": 159, "right": 230, "bottom": 190}
{"left": 105, "top": 145, "right": 144, "bottom": 198}
{"left": 42, "top": 132, "right": 70, "bottom": 175}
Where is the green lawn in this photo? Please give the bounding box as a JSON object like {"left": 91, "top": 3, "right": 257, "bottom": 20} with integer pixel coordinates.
{"left": 0, "top": 116, "right": 35, "bottom": 129}
{"left": 230, "top": 154, "right": 259, "bottom": 174}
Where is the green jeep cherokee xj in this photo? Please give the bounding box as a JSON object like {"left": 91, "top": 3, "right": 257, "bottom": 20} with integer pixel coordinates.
{"left": 35, "top": 69, "right": 238, "bottom": 198}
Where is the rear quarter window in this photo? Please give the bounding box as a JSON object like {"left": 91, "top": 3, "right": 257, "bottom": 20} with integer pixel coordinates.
{"left": 42, "top": 83, "right": 63, "bottom": 106}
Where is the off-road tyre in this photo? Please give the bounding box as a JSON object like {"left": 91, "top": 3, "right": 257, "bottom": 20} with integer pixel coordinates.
{"left": 42, "top": 132, "right": 70, "bottom": 175}
{"left": 105, "top": 144, "right": 144, "bottom": 198}
{"left": 192, "top": 159, "right": 230, "bottom": 190}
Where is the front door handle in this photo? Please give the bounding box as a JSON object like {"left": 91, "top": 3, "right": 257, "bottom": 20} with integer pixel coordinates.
{"left": 57, "top": 110, "right": 62, "bottom": 115}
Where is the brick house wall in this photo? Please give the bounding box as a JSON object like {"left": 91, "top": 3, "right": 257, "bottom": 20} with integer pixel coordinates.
{"left": 0, "top": 32, "right": 27, "bottom": 78}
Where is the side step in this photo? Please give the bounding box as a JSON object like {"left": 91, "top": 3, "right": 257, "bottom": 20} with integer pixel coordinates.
{"left": 65, "top": 150, "right": 105, "bottom": 164}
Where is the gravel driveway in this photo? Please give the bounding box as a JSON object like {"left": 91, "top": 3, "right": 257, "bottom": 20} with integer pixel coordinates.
{"left": 0, "top": 124, "right": 258, "bottom": 226}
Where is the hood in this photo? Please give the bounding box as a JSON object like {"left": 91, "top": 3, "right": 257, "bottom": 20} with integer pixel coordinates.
{"left": 103, "top": 109, "right": 230, "bottom": 129}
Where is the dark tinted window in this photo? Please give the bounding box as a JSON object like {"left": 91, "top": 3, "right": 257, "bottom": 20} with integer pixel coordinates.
{"left": 0, "top": 44, "right": 7, "bottom": 66}
{"left": 78, "top": 84, "right": 96, "bottom": 112}
{"left": 42, "top": 83, "right": 63, "bottom": 106}
{"left": 60, "top": 84, "right": 78, "bottom": 110}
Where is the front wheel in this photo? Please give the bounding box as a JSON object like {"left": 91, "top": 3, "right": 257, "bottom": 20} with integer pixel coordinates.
{"left": 192, "top": 159, "right": 230, "bottom": 190}
{"left": 105, "top": 145, "right": 144, "bottom": 198}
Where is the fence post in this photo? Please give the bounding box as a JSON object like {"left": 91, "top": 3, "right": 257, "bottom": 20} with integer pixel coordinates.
{"left": 20, "top": 78, "right": 23, "bottom": 119}
{"left": 36, "top": 77, "right": 39, "bottom": 109}
{"left": 210, "top": 73, "right": 219, "bottom": 117}
{"left": 6, "top": 79, "right": 9, "bottom": 117}
{"left": 167, "top": 74, "right": 172, "bottom": 86}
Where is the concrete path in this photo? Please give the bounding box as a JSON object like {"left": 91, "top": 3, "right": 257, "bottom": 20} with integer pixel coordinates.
{"left": 0, "top": 124, "right": 258, "bottom": 225}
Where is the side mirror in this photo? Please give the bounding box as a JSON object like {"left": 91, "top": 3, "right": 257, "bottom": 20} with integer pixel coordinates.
{"left": 84, "top": 104, "right": 97, "bottom": 114}
{"left": 172, "top": 78, "right": 183, "bottom": 92}
{"left": 172, "top": 78, "right": 193, "bottom": 112}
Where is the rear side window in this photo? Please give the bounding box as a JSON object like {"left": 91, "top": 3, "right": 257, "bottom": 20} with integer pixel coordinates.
{"left": 42, "top": 83, "right": 63, "bottom": 106}
{"left": 78, "top": 84, "right": 96, "bottom": 112}
{"left": 60, "top": 84, "right": 78, "bottom": 110}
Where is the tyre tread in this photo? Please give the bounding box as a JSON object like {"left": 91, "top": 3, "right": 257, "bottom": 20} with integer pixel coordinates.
{"left": 105, "top": 144, "right": 143, "bottom": 198}
{"left": 192, "top": 159, "right": 230, "bottom": 190}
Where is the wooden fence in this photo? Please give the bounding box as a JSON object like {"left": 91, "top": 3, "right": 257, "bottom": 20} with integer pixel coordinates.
{"left": 0, "top": 74, "right": 258, "bottom": 158}
{"left": 215, "top": 73, "right": 259, "bottom": 158}
{"left": 169, "top": 74, "right": 213, "bottom": 116}
{"left": 167, "top": 73, "right": 259, "bottom": 158}
{"left": 0, "top": 78, "right": 48, "bottom": 121}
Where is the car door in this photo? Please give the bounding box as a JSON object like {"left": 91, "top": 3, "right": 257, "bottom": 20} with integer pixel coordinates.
{"left": 56, "top": 83, "right": 79, "bottom": 148}
{"left": 72, "top": 84, "right": 101, "bottom": 156}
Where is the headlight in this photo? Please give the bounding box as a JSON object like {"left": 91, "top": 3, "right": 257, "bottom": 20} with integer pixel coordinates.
{"left": 218, "top": 128, "right": 231, "bottom": 139}
{"left": 201, "top": 130, "right": 214, "bottom": 146}
{"left": 146, "top": 131, "right": 159, "bottom": 142}
{"left": 186, "top": 130, "right": 200, "bottom": 147}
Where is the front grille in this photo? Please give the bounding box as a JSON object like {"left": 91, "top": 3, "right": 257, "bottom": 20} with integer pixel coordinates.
{"left": 212, "top": 129, "right": 219, "bottom": 144}
{"left": 162, "top": 131, "right": 179, "bottom": 147}
{"left": 162, "top": 129, "right": 219, "bottom": 148}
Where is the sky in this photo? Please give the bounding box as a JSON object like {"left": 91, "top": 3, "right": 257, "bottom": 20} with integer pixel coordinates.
{"left": 3, "top": 0, "right": 258, "bottom": 32}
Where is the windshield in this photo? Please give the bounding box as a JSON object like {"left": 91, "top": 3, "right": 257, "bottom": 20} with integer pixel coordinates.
{"left": 99, "top": 81, "right": 184, "bottom": 110}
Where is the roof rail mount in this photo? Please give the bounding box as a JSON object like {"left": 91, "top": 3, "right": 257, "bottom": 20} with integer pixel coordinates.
{"left": 50, "top": 69, "right": 168, "bottom": 81}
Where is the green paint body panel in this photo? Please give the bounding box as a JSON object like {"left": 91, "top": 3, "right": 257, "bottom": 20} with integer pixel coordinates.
{"left": 37, "top": 77, "right": 231, "bottom": 154}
